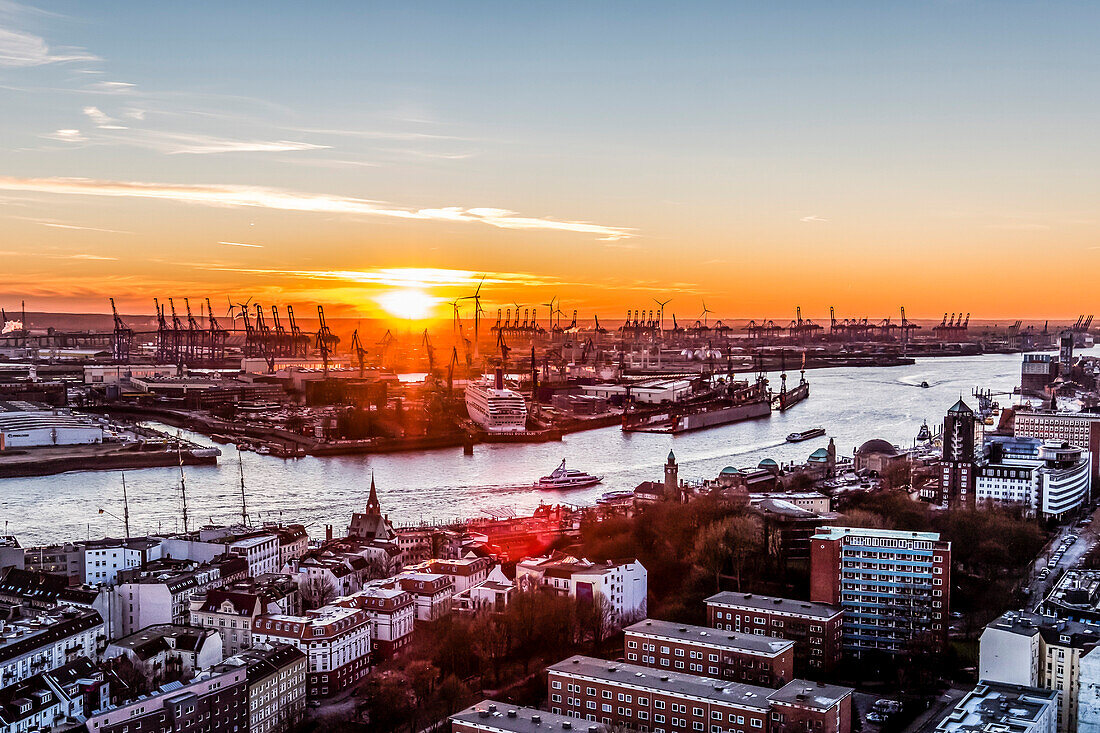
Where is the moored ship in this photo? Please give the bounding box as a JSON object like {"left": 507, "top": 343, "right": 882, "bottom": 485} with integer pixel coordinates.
{"left": 464, "top": 368, "right": 528, "bottom": 433}
{"left": 622, "top": 376, "right": 771, "bottom": 434}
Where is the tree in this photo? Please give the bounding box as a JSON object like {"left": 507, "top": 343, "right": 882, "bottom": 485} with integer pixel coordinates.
{"left": 358, "top": 670, "right": 415, "bottom": 732}
{"left": 437, "top": 674, "right": 468, "bottom": 716}
{"left": 299, "top": 574, "right": 338, "bottom": 610}
{"left": 577, "top": 592, "right": 616, "bottom": 651}
{"left": 693, "top": 521, "right": 734, "bottom": 590}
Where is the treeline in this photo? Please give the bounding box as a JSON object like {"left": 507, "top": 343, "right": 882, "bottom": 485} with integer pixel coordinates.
{"left": 345, "top": 588, "right": 627, "bottom": 732}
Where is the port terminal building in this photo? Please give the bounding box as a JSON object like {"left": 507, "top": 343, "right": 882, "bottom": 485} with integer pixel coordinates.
{"left": 0, "top": 400, "right": 104, "bottom": 449}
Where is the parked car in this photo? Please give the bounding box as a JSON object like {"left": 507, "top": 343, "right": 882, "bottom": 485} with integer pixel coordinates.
{"left": 866, "top": 712, "right": 886, "bottom": 723}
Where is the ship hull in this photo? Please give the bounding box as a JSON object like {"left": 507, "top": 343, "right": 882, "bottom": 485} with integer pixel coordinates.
{"left": 624, "top": 399, "right": 771, "bottom": 434}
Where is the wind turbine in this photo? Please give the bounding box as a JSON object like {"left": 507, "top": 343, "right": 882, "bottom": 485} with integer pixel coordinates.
{"left": 699, "top": 300, "right": 712, "bottom": 328}
{"left": 448, "top": 299, "right": 462, "bottom": 335}
{"left": 458, "top": 275, "right": 486, "bottom": 355}
{"left": 654, "top": 297, "right": 672, "bottom": 331}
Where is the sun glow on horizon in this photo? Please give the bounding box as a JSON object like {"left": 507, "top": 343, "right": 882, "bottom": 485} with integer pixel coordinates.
{"left": 376, "top": 288, "right": 437, "bottom": 321}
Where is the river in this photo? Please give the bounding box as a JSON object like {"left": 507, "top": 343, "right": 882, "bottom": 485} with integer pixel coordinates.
{"left": 0, "top": 350, "right": 1061, "bottom": 545}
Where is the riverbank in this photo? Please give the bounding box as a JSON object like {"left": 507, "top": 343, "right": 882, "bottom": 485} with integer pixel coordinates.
{"left": 0, "top": 443, "right": 217, "bottom": 478}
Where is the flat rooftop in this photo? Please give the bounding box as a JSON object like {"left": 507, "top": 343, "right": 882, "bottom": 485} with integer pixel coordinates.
{"left": 813, "top": 526, "right": 941, "bottom": 542}
{"left": 706, "top": 591, "right": 841, "bottom": 620}
{"left": 452, "top": 700, "right": 604, "bottom": 732}
{"left": 935, "top": 681, "right": 1058, "bottom": 733}
{"left": 625, "top": 619, "right": 794, "bottom": 656}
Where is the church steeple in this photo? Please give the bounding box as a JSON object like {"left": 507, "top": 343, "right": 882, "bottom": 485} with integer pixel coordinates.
{"left": 365, "top": 472, "right": 381, "bottom": 515}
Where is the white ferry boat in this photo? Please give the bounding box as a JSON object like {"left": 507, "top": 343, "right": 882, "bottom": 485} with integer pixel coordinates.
{"left": 536, "top": 460, "right": 602, "bottom": 489}
{"left": 464, "top": 369, "right": 528, "bottom": 433}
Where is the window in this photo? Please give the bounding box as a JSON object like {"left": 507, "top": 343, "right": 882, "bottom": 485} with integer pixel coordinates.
{"left": 552, "top": 681, "right": 562, "bottom": 689}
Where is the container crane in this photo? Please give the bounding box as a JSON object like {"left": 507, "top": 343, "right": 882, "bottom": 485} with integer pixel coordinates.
{"left": 110, "top": 297, "right": 133, "bottom": 363}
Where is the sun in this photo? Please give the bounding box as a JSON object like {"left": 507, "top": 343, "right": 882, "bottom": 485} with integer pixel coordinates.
{"left": 376, "top": 288, "right": 436, "bottom": 320}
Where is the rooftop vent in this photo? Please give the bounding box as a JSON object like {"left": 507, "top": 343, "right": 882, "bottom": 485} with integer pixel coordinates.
{"left": 531, "top": 714, "right": 541, "bottom": 725}
{"left": 488, "top": 704, "right": 497, "bottom": 712}
{"left": 508, "top": 710, "right": 517, "bottom": 718}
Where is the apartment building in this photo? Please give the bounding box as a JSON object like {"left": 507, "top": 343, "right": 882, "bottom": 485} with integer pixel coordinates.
{"left": 452, "top": 700, "right": 608, "bottom": 733}
{"left": 705, "top": 592, "right": 843, "bottom": 674}
{"left": 333, "top": 580, "right": 416, "bottom": 658}
{"left": 190, "top": 588, "right": 268, "bottom": 657}
{"left": 0, "top": 657, "right": 108, "bottom": 733}
{"left": 625, "top": 619, "right": 794, "bottom": 688}
{"left": 546, "top": 655, "right": 852, "bottom": 733}
{"left": 515, "top": 555, "right": 648, "bottom": 623}
{"left": 114, "top": 559, "right": 238, "bottom": 638}
{"left": 84, "top": 664, "right": 248, "bottom": 733}
{"left": 980, "top": 611, "right": 1100, "bottom": 733}
{"left": 409, "top": 557, "right": 493, "bottom": 594}
{"left": 226, "top": 643, "right": 307, "bottom": 733}
{"left": 105, "top": 623, "right": 223, "bottom": 680}
{"left": 934, "top": 682, "right": 1059, "bottom": 733}
{"left": 454, "top": 566, "right": 516, "bottom": 614}
{"left": 0, "top": 608, "right": 103, "bottom": 687}
{"left": 397, "top": 572, "right": 455, "bottom": 623}
{"left": 251, "top": 606, "right": 371, "bottom": 698}
{"left": 158, "top": 527, "right": 282, "bottom": 577}
{"left": 81, "top": 538, "right": 162, "bottom": 586}
{"left": 811, "top": 527, "right": 951, "bottom": 655}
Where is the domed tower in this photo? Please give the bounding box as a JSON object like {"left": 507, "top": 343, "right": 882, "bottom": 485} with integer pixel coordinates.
{"left": 664, "top": 449, "right": 679, "bottom": 499}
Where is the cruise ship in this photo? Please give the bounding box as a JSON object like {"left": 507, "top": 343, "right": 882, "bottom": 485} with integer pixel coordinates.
{"left": 464, "top": 369, "right": 529, "bottom": 433}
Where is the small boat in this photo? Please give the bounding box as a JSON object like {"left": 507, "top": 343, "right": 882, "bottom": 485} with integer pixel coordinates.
{"left": 920, "top": 381, "right": 930, "bottom": 388}
{"left": 786, "top": 427, "right": 826, "bottom": 443}
{"left": 916, "top": 421, "right": 931, "bottom": 442}
{"left": 536, "top": 460, "right": 602, "bottom": 489}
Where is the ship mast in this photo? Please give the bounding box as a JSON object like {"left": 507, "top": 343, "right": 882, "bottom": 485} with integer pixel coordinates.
{"left": 121, "top": 471, "right": 131, "bottom": 539}
{"left": 176, "top": 439, "right": 189, "bottom": 534}
{"left": 238, "top": 448, "right": 249, "bottom": 526}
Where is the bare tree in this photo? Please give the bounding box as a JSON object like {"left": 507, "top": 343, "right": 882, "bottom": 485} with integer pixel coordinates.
{"left": 299, "top": 574, "right": 338, "bottom": 610}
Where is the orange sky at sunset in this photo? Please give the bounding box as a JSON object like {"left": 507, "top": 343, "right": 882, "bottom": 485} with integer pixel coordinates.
{"left": 2, "top": 3, "right": 1098, "bottom": 323}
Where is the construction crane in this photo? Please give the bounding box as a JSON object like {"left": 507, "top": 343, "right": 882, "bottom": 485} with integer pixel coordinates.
{"left": 109, "top": 298, "right": 133, "bottom": 363}
{"left": 377, "top": 330, "right": 395, "bottom": 369}
{"left": 496, "top": 329, "right": 511, "bottom": 372}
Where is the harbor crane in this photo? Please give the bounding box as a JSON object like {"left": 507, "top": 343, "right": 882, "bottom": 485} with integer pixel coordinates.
{"left": 350, "top": 328, "right": 368, "bottom": 377}
{"left": 109, "top": 297, "right": 133, "bottom": 363}
{"left": 205, "top": 298, "right": 228, "bottom": 361}
{"left": 315, "top": 305, "right": 337, "bottom": 377}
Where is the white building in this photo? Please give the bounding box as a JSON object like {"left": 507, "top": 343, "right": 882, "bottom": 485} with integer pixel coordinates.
{"left": 1079, "top": 646, "right": 1100, "bottom": 733}
{"left": 82, "top": 538, "right": 162, "bottom": 586}
{"left": 105, "top": 624, "right": 224, "bottom": 678}
{"left": 251, "top": 607, "right": 371, "bottom": 698}
{"left": 454, "top": 566, "right": 516, "bottom": 615}
{"left": 980, "top": 611, "right": 1100, "bottom": 733}
{"left": 159, "top": 529, "right": 281, "bottom": 578}
{"left": 407, "top": 557, "right": 492, "bottom": 594}
{"left": 581, "top": 379, "right": 693, "bottom": 404}
{"left": 396, "top": 572, "right": 455, "bottom": 623}
{"left": 515, "top": 554, "right": 648, "bottom": 624}
{"left": 0, "top": 402, "right": 103, "bottom": 449}
{"left": 333, "top": 581, "right": 416, "bottom": 658}
{"left": 976, "top": 438, "right": 1091, "bottom": 519}
{"left": 0, "top": 609, "right": 104, "bottom": 687}
{"left": 83, "top": 364, "right": 179, "bottom": 386}
{"left": 935, "top": 682, "right": 1059, "bottom": 733}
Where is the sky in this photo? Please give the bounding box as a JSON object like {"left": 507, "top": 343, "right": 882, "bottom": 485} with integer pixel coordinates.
{"left": 0, "top": 1, "right": 1098, "bottom": 322}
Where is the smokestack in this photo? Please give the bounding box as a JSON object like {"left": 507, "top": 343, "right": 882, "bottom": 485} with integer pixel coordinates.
{"left": 495, "top": 366, "right": 504, "bottom": 390}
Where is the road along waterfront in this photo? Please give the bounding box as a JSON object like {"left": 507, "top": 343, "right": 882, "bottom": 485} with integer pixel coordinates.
{"left": 0, "top": 350, "right": 1070, "bottom": 544}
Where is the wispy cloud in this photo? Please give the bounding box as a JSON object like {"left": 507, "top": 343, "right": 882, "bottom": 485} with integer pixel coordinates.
{"left": 85, "top": 80, "right": 135, "bottom": 94}
{"left": 0, "top": 176, "right": 637, "bottom": 240}
{"left": 799, "top": 215, "right": 828, "bottom": 223}
{"left": 42, "top": 128, "right": 85, "bottom": 142}
{"left": 82, "top": 105, "right": 127, "bottom": 129}
{"left": 40, "top": 221, "right": 130, "bottom": 234}
{"left": 0, "top": 26, "right": 98, "bottom": 67}
{"left": 69, "top": 253, "right": 117, "bottom": 260}
{"left": 218, "top": 241, "right": 263, "bottom": 248}
{"left": 187, "top": 265, "right": 558, "bottom": 290}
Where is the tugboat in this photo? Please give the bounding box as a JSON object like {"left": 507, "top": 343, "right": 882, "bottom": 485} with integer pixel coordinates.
{"left": 920, "top": 381, "right": 930, "bottom": 389}
{"left": 916, "top": 421, "right": 932, "bottom": 442}
{"left": 786, "top": 427, "right": 826, "bottom": 443}
{"left": 536, "top": 460, "right": 602, "bottom": 489}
